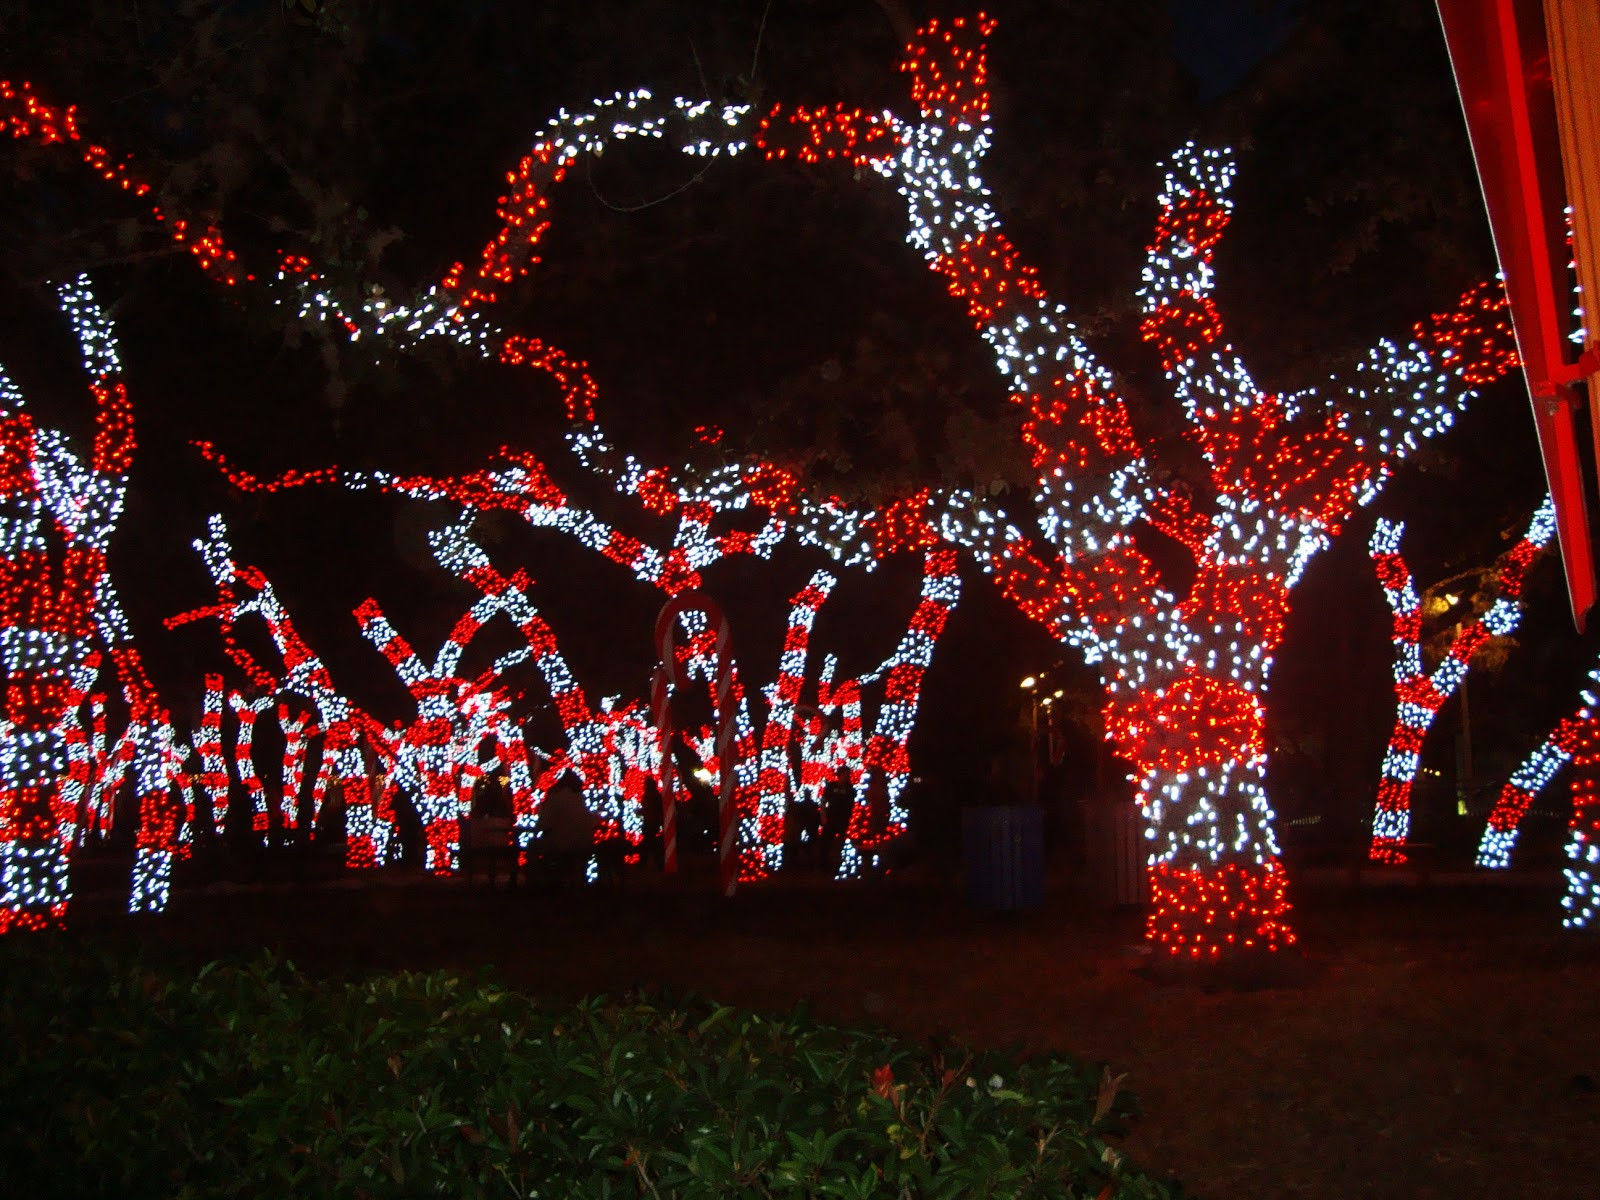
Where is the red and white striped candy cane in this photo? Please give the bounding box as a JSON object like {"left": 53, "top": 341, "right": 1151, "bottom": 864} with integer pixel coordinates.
{"left": 654, "top": 591, "right": 738, "bottom": 896}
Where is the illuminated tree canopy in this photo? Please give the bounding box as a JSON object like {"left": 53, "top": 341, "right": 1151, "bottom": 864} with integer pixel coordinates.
{"left": 0, "top": 9, "right": 1524, "bottom": 958}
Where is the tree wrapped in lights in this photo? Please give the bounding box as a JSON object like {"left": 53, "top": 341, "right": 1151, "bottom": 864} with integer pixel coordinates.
{"left": 167, "top": 498, "right": 958, "bottom": 883}
{"left": 173, "top": 516, "right": 553, "bottom": 872}
{"left": 0, "top": 277, "right": 187, "bottom": 928}
{"left": 819, "top": 550, "right": 960, "bottom": 875}
{"left": 169, "top": 516, "right": 405, "bottom": 865}
{"left": 408, "top": 12, "right": 1514, "bottom": 950}
{"left": 681, "top": 550, "right": 961, "bottom": 879}
{"left": 750, "top": 14, "right": 1514, "bottom": 956}
{"left": 4, "top": 16, "right": 1516, "bottom": 952}
{"left": 190, "top": 437, "right": 965, "bottom": 879}
{"left": 1365, "top": 497, "right": 1553, "bottom": 862}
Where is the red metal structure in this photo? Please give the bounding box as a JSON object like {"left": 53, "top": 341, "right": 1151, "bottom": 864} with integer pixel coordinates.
{"left": 1437, "top": 0, "right": 1600, "bottom": 629}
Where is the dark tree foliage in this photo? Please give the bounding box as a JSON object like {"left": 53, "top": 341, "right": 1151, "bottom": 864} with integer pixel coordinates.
{"left": 1, "top": 0, "right": 1505, "bottom": 487}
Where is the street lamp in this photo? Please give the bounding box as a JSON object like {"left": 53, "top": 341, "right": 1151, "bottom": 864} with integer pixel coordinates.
{"left": 1440, "top": 594, "right": 1472, "bottom": 813}
{"left": 1021, "top": 676, "right": 1040, "bottom": 804}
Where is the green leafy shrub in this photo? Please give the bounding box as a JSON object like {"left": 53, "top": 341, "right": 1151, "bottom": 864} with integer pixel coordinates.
{"left": 0, "top": 938, "right": 1183, "bottom": 1198}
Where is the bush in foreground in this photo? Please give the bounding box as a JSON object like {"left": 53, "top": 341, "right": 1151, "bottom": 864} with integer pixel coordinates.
{"left": 0, "top": 940, "right": 1181, "bottom": 1198}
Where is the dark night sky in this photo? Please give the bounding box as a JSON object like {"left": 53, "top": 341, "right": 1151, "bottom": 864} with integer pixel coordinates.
{"left": 0, "top": 0, "right": 1589, "bottom": 852}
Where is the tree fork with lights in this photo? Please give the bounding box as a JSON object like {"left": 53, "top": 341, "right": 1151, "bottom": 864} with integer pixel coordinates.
{"left": 755, "top": 14, "right": 1516, "bottom": 956}
{"left": 1365, "top": 497, "right": 1552, "bottom": 863}
{"left": 402, "top": 11, "right": 1516, "bottom": 950}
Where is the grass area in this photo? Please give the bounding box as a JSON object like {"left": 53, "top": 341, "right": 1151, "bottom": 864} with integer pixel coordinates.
{"left": 0, "top": 937, "right": 1180, "bottom": 1198}
{"left": 20, "top": 869, "right": 1600, "bottom": 1198}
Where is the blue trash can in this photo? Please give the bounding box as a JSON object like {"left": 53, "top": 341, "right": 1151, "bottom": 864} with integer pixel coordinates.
{"left": 962, "top": 804, "right": 1045, "bottom": 910}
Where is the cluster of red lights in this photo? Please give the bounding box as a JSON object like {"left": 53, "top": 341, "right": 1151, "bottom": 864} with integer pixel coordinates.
{"left": 1413, "top": 279, "right": 1522, "bottom": 387}
{"left": 1104, "top": 670, "right": 1266, "bottom": 780}
{"left": 1146, "top": 860, "right": 1297, "bottom": 956}
{"left": 902, "top": 13, "right": 997, "bottom": 125}
{"left": 0, "top": 81, "right": 261, "bottom": 288}
{"left": 755, "top": 104, "right": 898, "bottom": 166}
{"left": 931, "top": 234, "right": 1049, "bottom": 326}
{"left": 442, "top": 143, "right": 567, "bottom": 311}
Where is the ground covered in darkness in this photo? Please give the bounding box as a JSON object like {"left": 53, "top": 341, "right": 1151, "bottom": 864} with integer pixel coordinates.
{"left": 62, "top": 864, "right": 1600, "bottom": 1200}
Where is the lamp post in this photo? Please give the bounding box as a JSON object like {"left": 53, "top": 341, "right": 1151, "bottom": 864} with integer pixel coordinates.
{"left": 1442, "top": 592, "right": 1473, "bottom": 815}
{"left": 1020, "top": 676, "right": 1039, "bottom": 804}
{"left": 1048, "top": 689, "right": 1063, "bottom": 758}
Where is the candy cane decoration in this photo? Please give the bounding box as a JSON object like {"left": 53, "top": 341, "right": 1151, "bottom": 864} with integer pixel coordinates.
{"left": 62, "top": 693, "right": 110, "bottom": 845}
{"left": 654, "top": 591, "right": 739, "bottom": 896}
{"left": 228, "top": 691, "right": 273, "bottom": 834}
